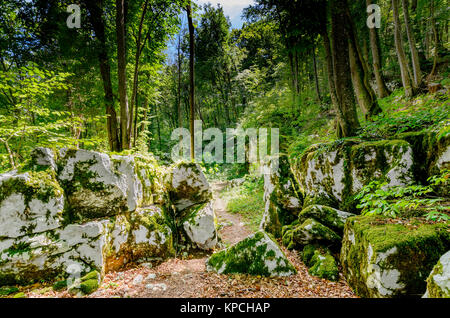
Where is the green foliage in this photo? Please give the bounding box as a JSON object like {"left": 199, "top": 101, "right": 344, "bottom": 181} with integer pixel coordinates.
{"left": 356, "top": 170, "right": 450, "bottom": 221}
{"left": 357, "top": 91, "right": 450, "bottom": 139}
{"left": 222, "top": 175, "right": 264, "bottom": 232}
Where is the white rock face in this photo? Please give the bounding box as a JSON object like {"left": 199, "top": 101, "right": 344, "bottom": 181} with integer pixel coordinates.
{"left": 294, "top": 140, "right": 415, "bottom": 209}
{"left": 0, "top": 171, "right": 64, "bottom": 238}
{"left": 435, "top": 145, "right": 450, "bottom": 170}
{"left": 167, "top": 162, "right": 212, "bottom": 213}
{"left": 57, "top": 149, "right": 141, "bottom": 218}
{"left": 30, "top": 147, "right": 57, "bottom": 171}
{"left": 425, "top": 250, "right": 450, "bottom": 298}
{"left": 206, "top": 231, "right": 296, "bottom": 277}
{"left": 183, "top": 202, "right": 218, "bottom": 250}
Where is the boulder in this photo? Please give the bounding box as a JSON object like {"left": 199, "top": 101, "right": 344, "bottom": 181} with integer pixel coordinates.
{"left": 30, "top": 147, "right": 57, "bottom": 171}
{"left": 165, "top": 162, "right": 212, "bottom": 217}
{"left": 291, "top": 139, "right": 415, "bottom": 212}
{"left": 0, "top": 170, "right": 64, "bottom": 239}
{"left": 68, "top": 270, "right": 102, "bottom": 295}
{"left": 308, "top": 249, "right": 339, "bottom": 282}
{"left": 282, "top": 218, "right": 341, "bottom": 250}
{"left": 260, "top": 155, "right": 303, "bottom": 238}
{"left": 183, "top": 202, "right": 218, "bottom": 250}
{"left": 206, "top": 231, "right": 296, "bottom": 277}
{"left": 0, "top": 219, "right": 109, "bottom": 286}
{"left": 57, "top": 149, "right": 142, "bottom": 221}
{"left": 340, "top": 215, "right": 450, "bottom": 298}
{"left": 424, "top": 250, "right": 450, "bottom": 298}
{"left": 298, "top": 205, "right": 355, "bottom": 234}
{"left": 134, "top": 154, "right": 167, "bottom": 206}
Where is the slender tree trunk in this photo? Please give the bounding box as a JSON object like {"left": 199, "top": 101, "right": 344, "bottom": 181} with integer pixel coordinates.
{"left": 186, "top": 2, "right": 195, "bottom": 161}
{"left": 177, "top": 33, "right": 182, "bottom": 130}
{"left": 322, "top": 28, "right": 340, "bottom": 117}
{"left": 392, "top": 0, "right": 414, "bottom": 97}
{"left": 86, "top": 0, "right": 121, "bottom": 152}
{"left": 429, "top": 0, "right": 439, "bottom": 77}
{"left": 346, "top": 9, "right": 382, "bottom": 118}
{"left": 331, "top": 0, "right": 360, "bottom": 137}
{"left": 116, "top": 0, "right": 130, "bottom": 149}
{"left": 312, "top": 46, "right": 322, "bottom": 103}
{"left": 366, "top": 0, "right": 390, "bottom": 98}
{"left": 401, "top": 0, "right": 422, "bottom": 88}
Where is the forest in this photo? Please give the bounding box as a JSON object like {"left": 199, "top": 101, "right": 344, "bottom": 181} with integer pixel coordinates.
{"left": 0, "top": 0, "right": 449, "bottom": 299}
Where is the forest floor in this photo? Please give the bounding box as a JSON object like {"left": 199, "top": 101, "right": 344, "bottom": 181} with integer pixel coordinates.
{"left": 24, "top": 181, "right": 356, "bottom": 298}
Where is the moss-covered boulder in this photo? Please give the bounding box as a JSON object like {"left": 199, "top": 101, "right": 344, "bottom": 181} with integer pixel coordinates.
{"left": 260, "top": 155, "right": 303, "bottom": 238}
{"left": 340, "top": 215, "right": 450, "bottom": 298}
{"left": 298, "top": 205, "right": 355, "bottom": 234}
{"left": 134, "top": 154, "right": 167, "bottom": 206}
{"left": 283, "top": 218, "right": 341, "bottom": 250}
{"left": 0, "top": 170, "right": 64, "bottom": 239}
{"left": 68, "top": 270, "right": 102, "bottom": 295}
{"left": 57, "top": 149, "right": 143, "bottom": 221}
{"left": 424, "top": 250, "right": 450, "bottom": 298}
{"left": 291, "top": 139, "right": 415, "bottom": 212}
{"left": 206, "top": 231, "right": 296, "bottom": 277}
{"left": 183, "top": 202, "right": 218, "bottom": 250}
{"left": 165, "top": 162, "right": 212, "bottom": 217}
{"left": 128, "top": 206, "right": 174, "bottom": 262}
{"left": 0, "top": 217, "right": 118, "bottom": 287}
{"left": 308, "top": 249, "right": 339, "bottom": 282}
{"left": 30, "top": 147, "right": 57, "bottom": 171}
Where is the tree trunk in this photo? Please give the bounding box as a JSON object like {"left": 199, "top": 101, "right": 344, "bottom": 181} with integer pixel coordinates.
{"left": 186, "top": 2, "right": 195, "bottom": 161}
{"left": 392, "top": 0, "right": 414, "bottom": 97}
{"left": 322, "top": 29, "right": 339, "bottom": 114}
{"left": 330, "top": 0, "right": 360, "bottom": 137}
{"left": 116, "top": 0, "right": 130, "bottom": 149}
{"left": 346, "top": 8, "right": 382, "bottom": 118}
{"left": 429, "top": 0, "right": 439, "bottom": 77}
{"left": 401, "top": 0, "right": 422, "bottom": 88}
{"left": 312, "top": 46, "right": 322, "bottom": 103}
{"left": 86, "top": 0, "right": 121, "bottom": 152}
{"left": 366, "top": 0, "right": 390, "bottom": 98}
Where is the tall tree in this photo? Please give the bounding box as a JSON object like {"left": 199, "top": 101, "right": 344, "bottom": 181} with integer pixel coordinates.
{"left": 401, "top": 0, "right": 422, "bottom": 88}
{"left": 186, "top": 1, "right": 195, "bottom": 160}
{"left": 331, "top": 0, "right": 360, "bottom": 137}
{"left": 85, "top": 0, "right": 121, "bottom": 152}
{"left": 366, "top": 0, "right": 390, "bottom": 98}
{"left": 116, "top": 0, "right": 131, "bottom": 149}
{"left": 392, "top": 0, "right": 414, "bottom": 98}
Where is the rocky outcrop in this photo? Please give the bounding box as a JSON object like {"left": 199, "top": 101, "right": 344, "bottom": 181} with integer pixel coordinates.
{"left": 260, "top": 155, "right": 303, "bottom": 238}
{"left": 291, "top": 139, "right": 415, "bottom": 212}
{"left": 0, "top": 148, "right": 216, "bottom": 288}
{"left": 206, "top": 231, "right": 296, "bottom": 277}
{"left": 340, "top": 215, "right": 450, "bottom": 298}
{"left": 424, "top": 250, "right": 450, "bottom": 298}
{"left": 183, "top": 202, "right": 218, "bottom": 250}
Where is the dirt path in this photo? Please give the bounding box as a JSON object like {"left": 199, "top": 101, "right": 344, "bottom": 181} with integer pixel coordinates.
{"left": 212, "top": 181, "right": 253, "bottom": 245}
{"left": 25, "top": 181, "right": 356, "bottom": 298}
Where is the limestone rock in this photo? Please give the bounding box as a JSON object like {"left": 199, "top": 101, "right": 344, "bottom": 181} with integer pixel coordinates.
{"left": 340, "top": 215, "right": 450, "bottom": 298}
{"left": 183, "top": 202, "right": 218, "bottom": 250}
{"left": 283, "top": 218, "right": 341, "bottom": 249}
{"left": 57, "top": 149, "right": 141, "bottom": 220}
{"left": 291, "top": 139, "right": 415, "bottom": 212}
{"left": 206, "top": 231, "right": 296, "bottom": 277}
{"left": 260, "top": 155, "right": 303, "bottom": 238}
{"left": 30, "top": 147, "right": 57, "bottom": 171}
{"left": 0, "top": 170, "right": 64, "bottom": 238}
{"left": 298, "top": 205, "right": 355, "bottom": 234}
{"left": 165, "top": 162, "right": 212, "bottom": 217}
{"left": 308, "top": 249, "right": 339, "bottom": 282}
{"left": 425, "top": 250, "right": 450, "bottom": 298}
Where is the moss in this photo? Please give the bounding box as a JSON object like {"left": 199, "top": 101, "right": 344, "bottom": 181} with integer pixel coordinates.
{"left": 79, "top": 279, "right": 99, "bottom": 294}
{"left": 207, "top": 231, "right": 296, "bottom": 277}
{"left": 52, "top": 280, "right": 67, "bottom": 291}
{"left": 0, "top": 286, "right": 19, "bottom": 296}
{"left": 308, "top": 250, "right": 339, "bottom": 281}
{"left": 12, "top": 292, "right": 26, "bottom": 298}
{"left": 301, "top": 244, "right": 319, "bottom": 267}
{"left": 291, "top": 218, "right": 341, "bottom": 248}
{"left": 298, "top": 205, "right": 349, "bottom": 233}
{"left": 341, "top": 215, "right": 450, "bottom": 297}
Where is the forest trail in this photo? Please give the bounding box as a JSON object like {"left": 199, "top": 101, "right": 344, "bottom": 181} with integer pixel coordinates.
{"left": 25, "top": 181, "right": 356, "bottom": 298}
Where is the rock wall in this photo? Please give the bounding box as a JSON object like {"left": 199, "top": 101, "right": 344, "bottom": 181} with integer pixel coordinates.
{"left": 0, "top": 148, "right": 218, "bottom": 288}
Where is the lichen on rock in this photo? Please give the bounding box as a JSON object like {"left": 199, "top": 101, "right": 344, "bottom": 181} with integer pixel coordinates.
{"left": 425, "top": 250, "right": 450, "bottom": 298}
{"left": 206, "top": 231, "right": 296, "bottom": 277}
{"left": 340, "top": 215, "right": 450, "bottom": 298}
